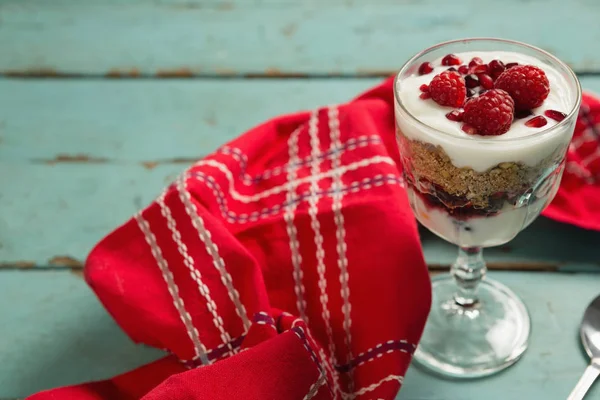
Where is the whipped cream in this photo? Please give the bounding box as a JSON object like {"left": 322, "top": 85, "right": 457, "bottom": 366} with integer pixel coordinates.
{"left": 395, "top": 51, "right": 578, "bottom": 172}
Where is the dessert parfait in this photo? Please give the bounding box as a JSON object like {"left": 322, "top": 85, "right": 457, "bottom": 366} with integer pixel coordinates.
{"left": 395, "top": 48, "right": 577, "bottom": 247}
{"left": 394, "top": 39, "right": 581, "bottom": 379}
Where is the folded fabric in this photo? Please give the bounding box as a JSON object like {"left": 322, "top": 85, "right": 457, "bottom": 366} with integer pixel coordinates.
{"left": 29, "top": 77, "right": 431, "bottom": 400}
{"left": 28, "top": 77, "right": 600, "bottom": 400}
{"left": 544, "top": 92, "right": 600, "bottom": 230}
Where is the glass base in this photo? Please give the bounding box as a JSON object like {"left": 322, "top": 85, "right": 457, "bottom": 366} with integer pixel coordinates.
{"left": 414, "top": 274, "right": 531, "bottom": 379}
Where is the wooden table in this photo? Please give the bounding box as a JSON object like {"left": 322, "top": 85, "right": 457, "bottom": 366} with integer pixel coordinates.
{"left": 1, "top": 1, "right": 600, "bottom": 399}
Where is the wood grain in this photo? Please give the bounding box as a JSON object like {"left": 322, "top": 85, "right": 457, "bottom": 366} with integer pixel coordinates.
{"left": 401, "top": 272, "right": 600, "bottom": 400}
{"left": 2, "top": 77, "right": 600, "bottom": 270}
{"left": 1, "top": 0, "right": 600, "bottom": 76}
{"left": 0, "top": 269, "right": 598, "bottom": 398}
{"left": 0, "top": 270, "right": 165, "bottom": 399}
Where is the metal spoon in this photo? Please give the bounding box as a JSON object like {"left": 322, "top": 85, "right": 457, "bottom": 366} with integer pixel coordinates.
{"left": 568, "top": 294, "right": 600, "bottom": 400}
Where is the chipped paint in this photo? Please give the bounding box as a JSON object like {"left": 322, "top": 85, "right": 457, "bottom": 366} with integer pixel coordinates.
{"left": 140, "top": 157, "right": 198, "bottom": 169}
{"left": 48, "top": 255, "right": 83, "bottom": 268}
{"left": 245, "top": 69, "right": 309, "bottom": 79}
{"left": 0, "top": 261, "right": 36, "bottom": 269}
{"left": 155, "top": 68, "right": 194, "bottom": 78}
{"left": 214, "top": 67, "right": 237, "bottom": 77}
{"left": 204, "top": 114, "right": 217, "bottom": 126}
{"left": 281, "top": 23, "right": 297, "bottom": 37}
{"left": 36, "top": 154, "right": 109, "bottom": 165}
{"left": 105, "top": 68, "right": 141, "bottom": 78}
{"left": 217, "top": 1, "right": 234, "bottom": 11}
{"left": 141, "top": 161, "right": 159, "bottom": 170}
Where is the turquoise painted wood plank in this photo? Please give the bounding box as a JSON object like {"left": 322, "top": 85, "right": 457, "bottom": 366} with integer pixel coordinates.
{"left": 401, "top": 272, "right": 600, "bottom": 400}
{"left": 0, "top": 79, "right": 379, "bottom": 163}
{"left": 0, "top": 163, "right": 184, "bottom": 267}
{"left": 1, "top": 1, "right": 600, "bottom": 76}
{"left": 2, "top": 76, "right": 600, "bottom": 162}
{"left": 1, "top": 270, "right": 598, "bottom": 398}
{"left": 2, "top": 77, "right": 600, "bottom": 268}
{"left": 2, "top": 159, "right": 600, "bottom": 270}
{"left": 0, "top": 270, "right": 165, "bottom": 399}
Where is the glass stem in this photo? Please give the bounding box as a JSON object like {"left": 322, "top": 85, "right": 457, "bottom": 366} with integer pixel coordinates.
{"left": 451, "top": 247, "right": 486, "bottom": 307}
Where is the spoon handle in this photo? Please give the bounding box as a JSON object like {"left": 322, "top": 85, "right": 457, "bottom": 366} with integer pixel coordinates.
{"left": 567, "top": 360, "right": 600, "bottom": 400}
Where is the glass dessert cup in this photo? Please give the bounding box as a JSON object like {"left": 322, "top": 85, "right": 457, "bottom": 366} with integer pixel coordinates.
{"left": 394, "top": 38, "right": 582, "bottom": 378}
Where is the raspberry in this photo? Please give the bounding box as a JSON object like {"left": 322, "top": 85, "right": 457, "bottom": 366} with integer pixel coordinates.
{"left": 428, "top": 71, "right": 466, "bottom": 107}
{"left": 462, "top": 89, "right": 515, "bottom": 136}
{"left": 495, "top": 65, "right": 550, "bottom": 110}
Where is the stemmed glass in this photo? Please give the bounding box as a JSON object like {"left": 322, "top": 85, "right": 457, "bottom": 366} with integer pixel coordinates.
{"left": 394, "top": 38, "right": 581, "bottom": 378}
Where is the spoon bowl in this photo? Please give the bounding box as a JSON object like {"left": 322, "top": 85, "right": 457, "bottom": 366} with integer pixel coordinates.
{"left": 568, "top": 294, "right": 600, "bottom": 400}
{"left": 581, "top": 295, "right": 600, "bottom": 359}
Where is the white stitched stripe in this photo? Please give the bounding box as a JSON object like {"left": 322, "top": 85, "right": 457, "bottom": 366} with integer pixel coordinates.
{"left": 284, "top": 126, "right": 308, "bottom": 322}
{"left": 306, "top": 109, "right": 339, "bottom": 387}
{"left": 191, "top": 155, "right": 396, "bottom": 203}
{"left": 134, "top": 212, "right": 209, "bottom": 364}
{"left": 303, "top": 373, "right": 327, "bottom": 400}
{"left": 156, "top": 190, "right": 234, "bottom": 356}
{"left": 328, "top": 106, "right": 353, "bottom": 372}
{"left": 218, "top": 136, "right": 381, "bottom": 185}
{"left": 340, "top": 374, "right": 404, "bottom": 400}
{"left": 190, "top": 171, "right": 403, "bottom": 224}
{"left": 176, "top": 177, "right": 251, "bottom": 332}
{"left": 292, "top": 320, "right": 341, "bottom": 399}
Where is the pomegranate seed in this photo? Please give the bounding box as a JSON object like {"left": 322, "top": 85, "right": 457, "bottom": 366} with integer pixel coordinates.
{"left": 461, "top": 123, "right": 478, "bottom": 135}
{"left": 505, "top": 62, "right": 519, "bottom": 69}
{"left": 418, "top": 62, "right": 434, "bottom": 75}
{"left": 471, "top": 64, "right": 489, "bottom": 74}
{"left": 446, "top": 110, "right": 464, "bottom": 122}
{"left": 442, "top": 54, "right": 462, "bottom": 66}
{"left": 515, "top": 109, "right": 533, "bottom": 119}
{"left": 544, "top": 109, "right": 567, "bottom": 122}
{"left": 420, "top": 84, "right": 429, "bottom": 92}
{"left": 478, "top": 74, "right": 494, "bottom": 89}
{"left": 420, "top": 92, "right": 431, "bottom": 100}
{"left": 447, "top": 67, "right": 458, "bottom": 72}
{"left": 469, "top": 57, "right": 484, "bottom": 68}
{"left": 465, "top": 74, "right": 480, "bottom": 88}
{"left": 458, "top": 65, "right": 469, "bottom": 74}
{"left": 525, "top": 115, "right": 548, "bottom": 128}
{"left": 488, "top": 59, "right": 505, "bottom": 79}
{"left": 466, "top": 88, "right": 476, "bottom": 98}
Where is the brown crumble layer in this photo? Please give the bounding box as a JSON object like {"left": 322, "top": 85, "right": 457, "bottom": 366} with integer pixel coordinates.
{"left": 398, "top": 132, "right": 563, "bottom": 208}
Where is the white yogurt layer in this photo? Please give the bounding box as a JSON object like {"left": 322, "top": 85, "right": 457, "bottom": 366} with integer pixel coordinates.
{"left": 395, "top": 51, "right": 578, "bottom": 172}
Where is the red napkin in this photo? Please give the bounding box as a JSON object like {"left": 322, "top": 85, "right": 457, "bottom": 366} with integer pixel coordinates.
{"left": 28, "top": 77, "right": 431, "bottom": 400}
{"left": 28, "top": 78, "right": 600, "bottom": 400}
{"left": 543, "top": 92, "right": 600, "bottom": 230}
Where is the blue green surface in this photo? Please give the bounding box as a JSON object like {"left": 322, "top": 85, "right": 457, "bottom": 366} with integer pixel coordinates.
{"left": 1, "top": 1, "right": 600, "bottom": 399}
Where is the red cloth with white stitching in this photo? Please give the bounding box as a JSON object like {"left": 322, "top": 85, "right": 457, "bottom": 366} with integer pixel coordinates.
{"left": 27, "top": 78, "right": 600, "bottom": 400}
{"left": 28, "top": 77, "right": 431, "bottom": 400}
{"left": 543, "top": 92, "right": 600, "bottom": 230}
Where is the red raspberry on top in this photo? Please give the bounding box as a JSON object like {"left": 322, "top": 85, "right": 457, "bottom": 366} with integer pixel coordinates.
{"left": 428, "top": 71, "right": 466, "bottom": 107}
{"left": 462, "top": 89, "right": 515, "bottom": 136}
{"left": 494, "top": 65, "right": 550, "bottom": 110}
